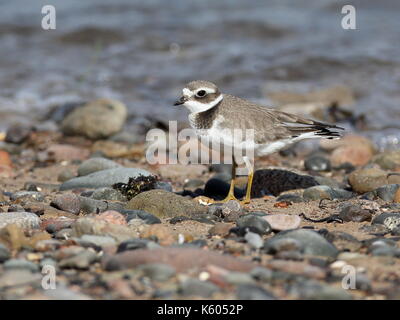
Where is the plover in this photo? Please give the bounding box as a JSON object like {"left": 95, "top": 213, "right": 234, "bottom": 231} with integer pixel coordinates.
{"left": 174, "top": 80, "right": 344, "bottom": 204}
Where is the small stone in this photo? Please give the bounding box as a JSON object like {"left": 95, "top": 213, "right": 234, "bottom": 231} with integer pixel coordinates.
{"left": 373, "top": 150, "right": 400, "bottom": 171}
{"left": 250, "top": 267, "right": 273, "bottom": 282}
{"left": 262, "top": 214, "right": 301, "bottom": 231}
{"left": 236, "top": 215, "right": 272, "bottom": 235}
{"left": 60, "top": 168, "right": 153, "bottom": 191}
{"left": 126, "top": 189, "right": 207, "bottom": 219}
{"left": 303, "top": 185, "right": 353, "bottom": 201}
{"left": 78, "top": 197, "right": 124, "bottom": 214}
{"left": 224, "top": 272, "right": 256, "bottom": 285}
{"left": 244, "top": 231, "right": 264, "bottom": 249}
{"left": 339, "top": 204, "right": 372, "bottom": 222}
{"left": 288, "top": 279, "right": 353, "bottom": 300}
{"left": 331, "top": 144, "right": 374, "bottom": 167}
{"left": 0, "top": 270, "right": 41, "bottom": 288}
{"left": 349, "top": 168, "right": 389, "bottom": 193}
{"left": 264, "top": 238, "right": 304, "bottom": 254}
{"left": 264, "top": 229, "right": 338, "bottom": 258}
{"left": 373, "top": 184, "right": 400, "bottom": 202}
{"left": 91, "top": 188, "right": 127, "bottom": 201}
{"left": 72, "top": 217, "right": 138, "bottom": 242}
{"left": 0, "top": 243, "right": 11, "bottom": 262}
{"left": 95, "top": 210, "right": 127, "bottom": 225}
{"left": 0, "top": 212, "right": 41, "bottom": 229}
{"left": 140, "top": 225, "right": 176, "bottom": 246}
{"left": 208, "top": 223, "right": 234, "bottom": 237}
{"left": 304, "top": 155, "right": 331, "bottom": 172}
{"left": 221, "top": 200, "right": 243, "bottom": 222}
{"left": 120, "top": 209, "right": 161, "bottom": 225}
{"left": 57, "top": 169, "right": 75, "bottom": 182}
{"left": 58, "top": 249, "right": 98, "bottom": 269}
{"left": 80, "top": 235, "right": 116, "bottom": 247}
{"left": 61, "top": 98, "right": 127, "bottom": 139}
{"left": 5, "top": 124, "right": 31, "bottom": 144}
{"left": 50, "top": 194, "right": 81, "bottom": 215}
{"left": 236, "top": 284, "right": 275, "bottom": 300}
{"left": 117, "top": 238, "right": 159, "bottom": 253}
{"left": 3, "top": 259, "right": 39, "bottom": 273}
{"left": 78, "top": 158, "right": 123, "bottom": 177}
{"left": 103, "top": 247, "right": 255, "bottom": 272}
{"left": 137, "top": 263, "right": 176, "bottom": 282}
{"left": 180, "top": 278, "right": 219, "bottom": 298}
{"left": 372, "top": 212, "right": 400, "bottom": 231}
{"left": 10, "top": 191, "right": 45, "bottom": 202}
{"left": 276, "top": 194, "right": 304, "bottom": 203}
{"left": 43, "top": 144, "right": 90, "bottom": 162}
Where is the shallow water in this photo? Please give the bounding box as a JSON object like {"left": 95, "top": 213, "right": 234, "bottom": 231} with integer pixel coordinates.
{"left": 0, "top": 0, "right": 399, "bottom": 149}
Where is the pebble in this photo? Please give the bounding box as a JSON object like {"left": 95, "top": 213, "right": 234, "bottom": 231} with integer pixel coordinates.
{"left": 236, "top": 215, "right": 272, "bottom": 235}
{"left": 304, "top": 155, "right": 331, "bottom": 172}
{"left": 349, "top": 168, "right": 391, "bottom": 193}
{"left": 0, "top": 212, "right": 41, "bottom": 229}
{"left": 262, "top": 214, "right": 301, "bottom": 231}
{"left": 91, "top": 187, "right": 127, "bottom": 201}
{"left": 0, "top": 270, "right": 42, "bottom": 288}
{"left": 57, "top": 169, "right": 75, "bottom": 182}
{"left": 58, "top": 249, "right": 98, "bottom": 269}
{"left": 72, "top": 217, "right": 138, "bottom": 242}
{"left": 372, "top": 212, "right": 400, "bottom": 231}
{"left": 78, "top": 196, "right": 124, "bottom": 214}
{"left": 77, "top": 157, "right": 122, "bottom": 176}
{"left": 42, "top": 144, "right": 90, "bottom": 162}
{"left": 180, "top": 278, "right": 219, "bottom": 298}
{"left": 117, "top": 238, "right": 160, "bottom": 253}
{"left": 303, "top": 185, "right": 354, "bottom": 201}
{"left": 208, "top": 223, "right": 234, "bottom": 237}
{"left": 221, "top": 200, "right": 244, "bottom": 222}
{"left": 0, "top": 243, "right": 11, "bottom": 262}
{"left": 264, "top": 237, "right": 304, "bottom": 254}
{"left": 126, "top": 189, "right": 207, "bottom": 218}
{"left": 367, "top": 184, "right": 400, "bottom": 202}
{"left": 236, "top": 284, "right": 275, "bottom": 300}
{"left": 373, "top": 150, "right": 400, "bottom": 171}
{"left": 60, "top": 168, "right": 153, "bottom": 190}
{"left": 50, "top": 194, "right": 81, "bottom": 214}
{"left": 80, "top": 235, "right": 116, "bottom": 247}
{"left": 264, "top": 229, "right": 338, "bottom": 258}
{"left": 120, "top": 209, "right": 161, "bottom": 224}
{"left": 224, "top": 272, "right": 256, "bottom": 286}
{"left": 244, "top": 231, "right": 264, "bottom": 249}
{"left": 339, "top": 204, "right": 372, "bottom": 222}
{"left": 3, "top": 259, "right": 39, "bottom": 273}
{"left": 322, "top": 230, "right": 362, "bottom": 252}
{"left": 137, "top": 263, "right": 176, "bottom": 282}
{"left": 140, "top": 224, "right": 176, "bottom": 246}
{"left": 103, "top": 247, "right": 255, "bottom": 272}
{"left": 61, "top": 98, "right": 127, "bottom": 139}
{"left": 276, "top": 194, "right": 304, "bottom": 203}
{"left": 10, "top": 191, "right": 45, "bottom": 202}
{"left": 95, "top": 210, "right": 127, "bottom": 225}
{"left": 250, "top": 267, "right": 273, "bottom": 282}
{"left": 287, "top": 279, "right": 353, "bottom": 299}
{"left": 5, "top": 124, "right": 31, "bottom": 144}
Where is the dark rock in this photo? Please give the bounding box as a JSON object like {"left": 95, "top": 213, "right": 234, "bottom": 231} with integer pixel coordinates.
{"left": 10, "top": 191, "right": 44, "bottom": 202}
{"left": 0, "top": 244, "right": 11, "bottom": 263}
{"left": 236, "top": 215, "right": 272, "bottom": 235}
{"left": 251, "top": 169, "right": 319, "bottom": 197}
{"left": 117, "top": 239, "right": 160, "bottom": 253}
{"left": 119, "top": 209, "right": 161, "bottom": 224}
{"left": 339, "top": 204, "right": 372, "bottom": 222}
{"left": 5, "top": 124, "right": 31, "bottom": 144}
{"left": 276, "top": 194, "right": 304, "bottom": 203}
{"left": 303, "top": 185, "right": 354, "bottom": 201}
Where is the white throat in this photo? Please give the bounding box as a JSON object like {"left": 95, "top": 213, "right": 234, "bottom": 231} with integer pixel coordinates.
{"left": 184, "top": 94, "right": 223, "bottom": 113}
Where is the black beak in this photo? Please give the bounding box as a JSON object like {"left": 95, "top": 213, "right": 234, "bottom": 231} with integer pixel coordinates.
{"left": 174, "top": 96, "right": 187, "bottom": 106}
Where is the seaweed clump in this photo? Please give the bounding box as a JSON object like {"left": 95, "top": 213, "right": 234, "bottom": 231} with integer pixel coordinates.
{"left": 113, "top": 174, "right": 158, "bottom": 200}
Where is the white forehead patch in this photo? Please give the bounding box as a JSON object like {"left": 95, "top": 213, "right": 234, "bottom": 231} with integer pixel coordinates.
{"left": 183, "top": 87, "right": 216, "bottom": 97}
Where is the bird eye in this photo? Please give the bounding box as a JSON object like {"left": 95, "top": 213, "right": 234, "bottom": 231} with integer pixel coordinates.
{"left": 196, "top": 90, "right": 207, "bottom": 98}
